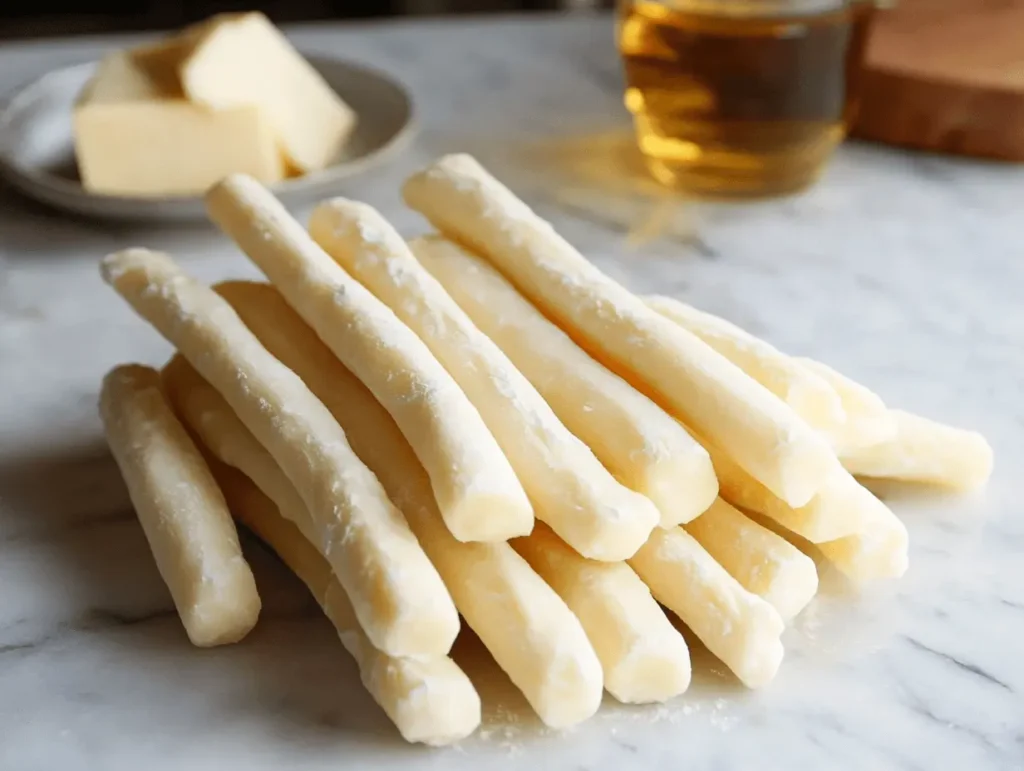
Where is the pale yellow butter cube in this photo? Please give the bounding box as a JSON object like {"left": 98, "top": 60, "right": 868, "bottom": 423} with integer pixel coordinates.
{"left": 74, "top": 52, "right": 285, "bottom": 197}
{"left": 178, "top": 12, "right": 357, "bottom": 173}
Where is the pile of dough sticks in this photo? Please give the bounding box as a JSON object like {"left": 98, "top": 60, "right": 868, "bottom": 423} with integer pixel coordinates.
{"left": 98, "top": 154, "right": 993, "bottom": 745}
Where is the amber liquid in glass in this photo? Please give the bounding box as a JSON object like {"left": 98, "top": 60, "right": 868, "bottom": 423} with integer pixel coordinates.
{"left": 618, "top": 1, "right": 874, "bottom": 197}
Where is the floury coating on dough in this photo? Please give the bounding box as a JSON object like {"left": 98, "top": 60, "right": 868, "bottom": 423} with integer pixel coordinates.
{"left": 629, "top": 526, "right": 786, "bottom": 689}
{"left": 645, "top": 295, "right": 847, "bottom": 438}
{"left": 816, "top": 491, "right": 909, "bottom": 581}
{"left": 163, "top": 358, "right": 461, "bottom": 660}
{"left": 219, "top": 281, "right": 604, "bottom": 729}
{"left": 748, "top": 491, "right": 909, "bottom": 583}
{"left": 703, "top": 423, "right": 908, "bottom": 581}
{"left": 512, "top": 523, "right": 692, "bottom": 703}
{"left": 699, "top": 435, "right": 869, "bottom": 544}
{"left": 403, "top": 154, "right": 839, "bottom": 509}
{"left": 794, "top": 357, "right": 897, "bottom": 453}
{"left": 163, "top": 356, "right": 328, "bottom": 553}
{"left": 206, "top": 174, "right": 533, "bottom": 544}
{"left": 98, "top": 364, "right": 260, "bottom": 647}
{"left": 840, "top": 409, "right": 993, "bottom": 492}
{"left": 310, "top": 199, "right": 660, "bottom": 561}
{"left": 409, "top": 235, "right": 718, "bottom": 528}
{"left": 215, "top": 467, "right": 480, "bottom": 746}
{"left": 684, "top": 498, "right": 818, "bottom": 621}
{"left": 100, "top": 248, "right": 457, "bottom": 658}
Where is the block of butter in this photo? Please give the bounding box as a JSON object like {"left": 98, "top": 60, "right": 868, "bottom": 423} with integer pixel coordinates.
{"left": 74, "top": 50, "right": 286, "bottom": 197}
{"left": 179, "top": 12, "right": 357, "bottom": 174}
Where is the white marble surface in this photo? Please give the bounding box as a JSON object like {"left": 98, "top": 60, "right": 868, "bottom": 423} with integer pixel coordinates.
{"left": 1, "top": 14, "right": 1022, "bottom": 771}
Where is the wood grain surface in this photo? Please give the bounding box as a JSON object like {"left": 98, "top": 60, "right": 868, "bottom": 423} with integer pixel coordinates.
{"left": 853, "top": 0, "right": 1024, "bottom": 161}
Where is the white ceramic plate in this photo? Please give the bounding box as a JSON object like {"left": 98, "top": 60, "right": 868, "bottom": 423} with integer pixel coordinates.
{"left": 0, "top": 55, "right": 415, "bottom": 222}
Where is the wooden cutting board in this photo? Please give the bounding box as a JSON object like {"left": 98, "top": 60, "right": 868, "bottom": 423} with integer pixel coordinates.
{"left": 853, "top": 0, "right": 1024, "bottom": 161}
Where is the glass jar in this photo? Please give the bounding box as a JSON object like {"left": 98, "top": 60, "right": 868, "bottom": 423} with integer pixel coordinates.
{"left": 617, "top": 0, "right": 879, "bottom": 197}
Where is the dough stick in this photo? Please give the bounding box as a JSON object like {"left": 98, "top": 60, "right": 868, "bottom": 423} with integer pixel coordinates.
{"left": 214, "top": 466, "right": 481, "bottom": 746}
{"left": 702, "top": 435, "right": 868, "bottom": 543}
{"left": 794, "top": 357, "right": 896, "bottom": 453}
{"left": 409, "top": 235, "right": 717, "bottom": 527}
{"left": 98, "top": 365, "right": 260, "bottom": 647}
{"left": 818, "top": 500, "right": 909, "bottom": 581}
{"left": 219, "top": 281, "right": 603, "bottom": 729}
{"left": 310, "top": 201, "right": 658, "bottom": 561}
{"left": 646, "top": 295, "right": 846, "bottom": 437}
{"left": 161, "top": 355, "right": 315, "bottom": 546}
{"left": 747, "top": 493, "right": 909, "bottom": 582}
{"left": 403, "top": 154, "right": 838, "bottom": 508}
{"left": 206, "top": 174, "right": 531, "bottom": 544}
{"left": 512, "top": 523, "right": 691, "bottom": 703}
{"left": 683, "top": 498, "right": 818, "bottom": 621}
{"left": 840, "top": 409, "right": 993, "bottom": 492}
{"left": 719, "top": 452, "right": 908, "bottom": 580}
{"left": 628, "top": 527, "right": 785, "bottom": 689}
{"left": 100, "top": 249, "right": 458, "bottom": 658}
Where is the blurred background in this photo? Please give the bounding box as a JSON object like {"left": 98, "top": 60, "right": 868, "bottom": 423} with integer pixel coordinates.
{"left": 0, "top": 0, "right": 607, "bottom": 39}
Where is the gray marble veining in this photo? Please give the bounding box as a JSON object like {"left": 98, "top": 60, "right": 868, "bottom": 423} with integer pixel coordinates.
{"left": 1, "top": 14, "right": 1022, "bottom": 771}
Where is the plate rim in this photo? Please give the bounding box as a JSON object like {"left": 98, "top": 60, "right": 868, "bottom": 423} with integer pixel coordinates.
{"left": 0, "top": 53, "right": 417, "bottom": 220}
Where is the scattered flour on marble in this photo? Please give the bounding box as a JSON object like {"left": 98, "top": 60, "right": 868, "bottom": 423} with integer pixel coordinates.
{"left": 472, "top": 703, "right": 539, "bottom": 757}
{"left": 463, "top": 688, "right": 746, "bottom": 755}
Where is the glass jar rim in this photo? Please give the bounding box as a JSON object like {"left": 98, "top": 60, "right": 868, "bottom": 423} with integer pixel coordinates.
{"left": 647, "top": 0, "right": 881, "bottom": 17}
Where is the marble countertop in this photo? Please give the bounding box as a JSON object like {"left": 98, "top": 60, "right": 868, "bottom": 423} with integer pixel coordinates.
{"left": 1, "top": 13, "right": 1022, "bottom": 771}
